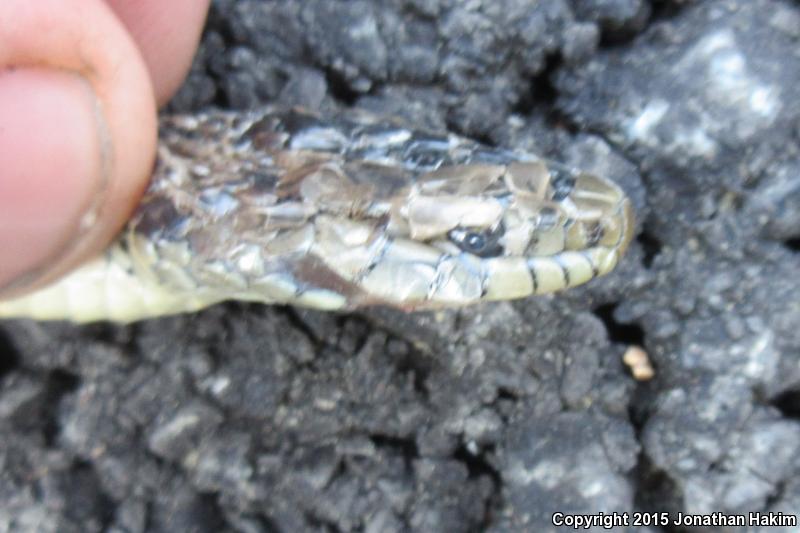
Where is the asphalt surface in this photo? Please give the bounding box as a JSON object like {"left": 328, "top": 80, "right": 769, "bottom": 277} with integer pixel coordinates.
{"left": 2, "top": 1, "right": 800, "bottom": 532}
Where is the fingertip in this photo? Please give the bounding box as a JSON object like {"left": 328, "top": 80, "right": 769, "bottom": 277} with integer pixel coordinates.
{"left": 0, "top": 68, "right": 106, "bottom": 291}
{"left": 106, "top": 0, "right": 211, "bottom": 104}
{"left": 0, "top": 0, "right": 157, "bottom": 297}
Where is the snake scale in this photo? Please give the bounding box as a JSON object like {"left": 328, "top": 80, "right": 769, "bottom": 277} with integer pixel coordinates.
{"left": 0, "top": 107, "right": 634, "bottom": 323}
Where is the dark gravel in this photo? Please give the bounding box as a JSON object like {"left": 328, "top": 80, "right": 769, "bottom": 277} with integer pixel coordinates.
{"left": 2, "top": 0, "right": 800, "bottom": 532}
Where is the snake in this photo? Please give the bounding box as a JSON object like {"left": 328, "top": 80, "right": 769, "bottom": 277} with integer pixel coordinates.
{"left": 0, "top": 107, "right": 634, "bottom": 323}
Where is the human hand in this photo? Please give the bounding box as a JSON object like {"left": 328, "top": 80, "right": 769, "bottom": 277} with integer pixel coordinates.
{"left": 0, "top": 0, "right": 210, "bottom": 297}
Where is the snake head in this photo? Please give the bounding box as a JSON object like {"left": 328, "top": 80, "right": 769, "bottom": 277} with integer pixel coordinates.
{"left": 311, "top": 160, "right": 634, "bottom": 309}
{"left": 156, "top": 109, "right": 633, "bottom": 311}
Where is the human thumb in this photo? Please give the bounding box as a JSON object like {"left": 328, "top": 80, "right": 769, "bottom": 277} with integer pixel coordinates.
{"left": 0, "top": 0, "right": 157, "bottom": 297}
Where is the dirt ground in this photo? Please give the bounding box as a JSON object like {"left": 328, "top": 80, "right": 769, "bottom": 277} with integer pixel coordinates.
{"left": 2, "top": 1, "right": 800, "bottom": 532}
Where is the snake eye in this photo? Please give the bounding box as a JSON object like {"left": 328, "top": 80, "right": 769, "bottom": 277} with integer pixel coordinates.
{"left": 464, "top": 233, "right": 486, "bottom": 250}
{"left": 448, "top": 224, "right": 505, "bottom": 257}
